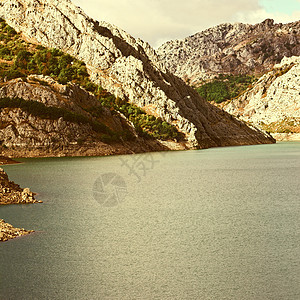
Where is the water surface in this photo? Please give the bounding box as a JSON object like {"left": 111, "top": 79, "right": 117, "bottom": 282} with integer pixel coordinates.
{"left": 1, "top": 142, "right": 300, "bottom": 299}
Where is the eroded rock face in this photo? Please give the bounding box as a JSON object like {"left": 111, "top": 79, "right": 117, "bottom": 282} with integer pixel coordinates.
{"left": 0, "top": 76, "right": 128, "bottom": 151}
{"left": 158, "top": 19, "right": 300, "bottom": 85}
{"left": 221, "top": 56, "right": 300, "bottom": 139}
{"left": 0, "top": 219, "right": 33, "bottom": 241}
{"left": 0, "top": 75, "right": 124, "bottom": 131}
{"left": 0, "top": 0, "right": 275, "bottom": 148}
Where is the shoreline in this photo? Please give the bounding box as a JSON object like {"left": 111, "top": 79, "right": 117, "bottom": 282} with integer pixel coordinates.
{"left": 0, "top": 166, "right": 40, "bottom": 242}
{"left": 1, "top": 140, "right": 297, "bottom": 242}
{"left": 0, "top": 156, "right": 21, "bottom": 165}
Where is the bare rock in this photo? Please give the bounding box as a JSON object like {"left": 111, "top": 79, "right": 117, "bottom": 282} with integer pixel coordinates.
{"left": 157, "top": 20, "right": 300, "bottom": 86}
{"left": 0, "top": 219, "right": 34, "bottom": 242}
{"left": 0, "top": 167, "right": 41, "bottom": 204}
{"left": 221, "top": 56, "right": 300, "bottom": 140}
{"left": 0, "top": 0, "right": 275, "bottom": 148}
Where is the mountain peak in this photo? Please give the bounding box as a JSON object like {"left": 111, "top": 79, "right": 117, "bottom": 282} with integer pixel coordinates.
{"left": 158, "top": 19, "right": 300, "bottom": 85}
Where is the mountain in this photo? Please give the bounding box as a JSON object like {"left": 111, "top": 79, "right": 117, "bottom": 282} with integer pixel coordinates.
{"left": 221, "top": 56, "right": 300, "bottom": 141}
{"left": 157, "top": 19, "right": 300, "bottom": 86}
{"left": 0, "top": 0, "right": 275, "bottom": 152}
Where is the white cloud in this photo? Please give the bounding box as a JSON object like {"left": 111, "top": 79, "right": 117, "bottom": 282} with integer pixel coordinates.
{"left": 72, "top": 0, "right": 299, "bottom": 48}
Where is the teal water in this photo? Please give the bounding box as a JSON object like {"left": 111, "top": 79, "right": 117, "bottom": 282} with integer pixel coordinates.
{"left": 0, "top": 142, "right": 300, "bottom": 299}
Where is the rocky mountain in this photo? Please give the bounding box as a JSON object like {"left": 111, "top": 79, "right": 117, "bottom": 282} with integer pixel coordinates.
{"left": 0, "top": 17, "right": 181, "bottom": 157}
{"left": 157, "top": 19, "right": 300, "bottom": 86}
{"left": 221, "top": 56, "right": 300, "bottom": 141}
{"left": 0, "top": 0, "right": 275, "bottom": 150}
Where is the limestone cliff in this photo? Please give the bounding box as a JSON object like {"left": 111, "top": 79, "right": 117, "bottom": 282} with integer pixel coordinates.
{"left": 0, "top": 0, "right": 275, "bottom": 148}
{"left": 221, "top": 56, "right": 300, "bottom": 140}
{"left": 158, "top": 19, "right": 300, "bottom": 86}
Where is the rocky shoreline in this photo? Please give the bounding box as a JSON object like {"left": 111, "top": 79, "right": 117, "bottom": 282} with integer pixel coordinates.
{"left": 0, "top": 219, "right": 34, "bottom": 242}
{"left": 0, "top": 159, "right": 40, "bottom": 242}
{"left": 0, "top": 168, "right": 42, "bottom": 205}
{"left": 0, "top": 156, "right": 20, "bottom": 165}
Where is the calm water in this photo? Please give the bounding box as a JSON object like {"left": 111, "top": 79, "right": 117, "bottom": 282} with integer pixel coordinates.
{"left": 0, "top": 142, "right": 299, "bottom": 300}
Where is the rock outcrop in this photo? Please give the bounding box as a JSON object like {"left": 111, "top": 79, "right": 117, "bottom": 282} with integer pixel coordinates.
{"left": 0, "top": 156, "right": 19, "bottom": 165}
{"left": 0, "top": 167, "right": 41, "bottom": 204}
{"left": 0, "top": 76, "right": 171, "bottom": 157}
{"left": 0, "top": 0, "right": 275, "bottom": 148}
{"left": 221, "top": 56, "right": 300, "bottom": 140}
{"left": 0, "top": 219, "right": 33, "bottom": 242}
{"left": 157, "top": 19, "right": 300, "bottom": 85}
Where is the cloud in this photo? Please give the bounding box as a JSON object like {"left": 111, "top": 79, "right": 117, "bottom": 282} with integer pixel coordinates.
{"left": 72, "top": 0, "right": 299, "bottom": 48}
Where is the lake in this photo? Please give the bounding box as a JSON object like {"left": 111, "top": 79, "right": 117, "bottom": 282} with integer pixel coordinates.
{"left": 1, "top": 142, "right": 300, "bottom": 299}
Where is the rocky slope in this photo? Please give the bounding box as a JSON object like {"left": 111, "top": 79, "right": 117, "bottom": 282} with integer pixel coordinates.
{"left": 0, "top": 219, "right": 33, "bottom": 242}
{"left": 0, "top": 76, "right": 172, "bottom": 157}
{"left": 157, "top": 19, "right": 300, "bottom": 86}
{"left": 221, "top": 56, "right": 300, "bottom": 140}
{"left": 0, "top": 0, "right": 275, "bottom": 148}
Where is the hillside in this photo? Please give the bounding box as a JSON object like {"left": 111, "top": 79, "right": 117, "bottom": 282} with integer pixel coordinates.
{"left": 0, "top": 0, "right": 275, "bottom": 150}
{"left": 157, "top": 19, "right": 300, "bottom": 86}
{"left": 0, "top": 18, "right": 184, "bottom": 156}
{"left": 221, "top": 56, "right": 300, "bottom": 141}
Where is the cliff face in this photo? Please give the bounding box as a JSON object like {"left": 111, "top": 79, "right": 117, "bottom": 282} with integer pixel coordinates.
{"left": 0, "top": 76, "right": 170, "bottom": 157}
{"left": 157, "top": 19, "right": 300, "bottom": 85}
{"left": 0, "top": 0, "right": 275, "bottom": 148}
{"left": 221, "top": 56, "right": 300, "bottom": 140}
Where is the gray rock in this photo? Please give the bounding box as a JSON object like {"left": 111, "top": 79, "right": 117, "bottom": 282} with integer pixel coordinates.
{"left": 157, "top": 20, "right": 300, "bottom": 86}
{"left": 0, "top": 0, "right": 275, "bottom": 148}
{"left": 222, "top": 56, "right": 300, "bottom": 140}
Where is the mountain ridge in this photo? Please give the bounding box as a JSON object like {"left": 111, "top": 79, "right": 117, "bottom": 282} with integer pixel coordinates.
{"left": 0, "top": 0, "right": 275, "bottom": 150}
{"left": 158, "top": 19, "right": 300, "bottom": 86}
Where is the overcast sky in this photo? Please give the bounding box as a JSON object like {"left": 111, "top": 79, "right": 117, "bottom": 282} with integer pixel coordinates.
{"left": 72, "top": 0, "right": 300, "bottom": 48}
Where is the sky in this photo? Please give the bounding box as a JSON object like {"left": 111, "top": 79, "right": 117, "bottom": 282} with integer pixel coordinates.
{"left": 72, "top": 0, "right": 300, "bottom": 48}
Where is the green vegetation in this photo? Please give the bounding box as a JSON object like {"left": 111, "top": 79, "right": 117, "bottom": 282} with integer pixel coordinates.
{"left": 196, "top": 74, "right": 257, "bottom": 103}
{"left": 112, "top": 98, "right": 180, "bottom": 140}
{"left": 0, "top": 18, "right": 181, "bottom": 141}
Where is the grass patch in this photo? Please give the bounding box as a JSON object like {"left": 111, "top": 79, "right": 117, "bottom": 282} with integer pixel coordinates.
{"left": 196, "top": 74, "right": 257, "bottom": 103}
